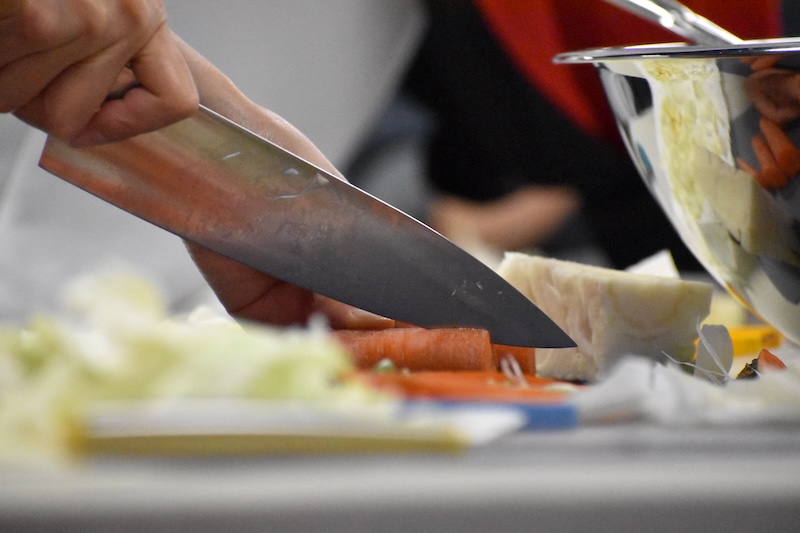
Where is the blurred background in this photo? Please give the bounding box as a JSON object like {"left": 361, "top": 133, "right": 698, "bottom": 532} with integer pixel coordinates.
{"left": 341, "top": 0, "right": 786, "bottom": 271}
{"left": 0, "top": 1, "right": 423, "bottom": 321}
{"left": 0, "top": 0, "right": 793, "bottom": 321}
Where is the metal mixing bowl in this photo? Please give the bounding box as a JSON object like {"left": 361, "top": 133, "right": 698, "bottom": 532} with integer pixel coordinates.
{"left": 555, "top": 39, "right": 800, "bottom": 345}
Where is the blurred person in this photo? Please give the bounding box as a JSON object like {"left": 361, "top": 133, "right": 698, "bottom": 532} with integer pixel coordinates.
{"left": 0, "top": 0, "right": 422, "bottom": 325}
{"left": 376, "top": 0, "right": 782, "bottom": 269}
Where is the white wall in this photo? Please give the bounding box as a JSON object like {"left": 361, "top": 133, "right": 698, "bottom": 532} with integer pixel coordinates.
{"left": 164, "top": 0, "right": 425, "bottom": 167}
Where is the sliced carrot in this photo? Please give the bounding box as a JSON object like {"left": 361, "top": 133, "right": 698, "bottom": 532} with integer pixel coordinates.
{"left": 757, "top": 348, "right": 787, "bottom": 372}
{"left": 758, "top": 116, "right": 800, "bottom": 184}
{"left": 492, "top": 344, "right": 536, "bottom": 375}
{"left": 361, "top": 371, "right": 573, "bottom": 404}
{"left": 750, "top": 134, "right": 791, "bottom": 189}
{"left": 332, "top": 327, "right": 496, "bottom": 372}
{"left": 745, "top": 117, "right": 800, "bottom": 190}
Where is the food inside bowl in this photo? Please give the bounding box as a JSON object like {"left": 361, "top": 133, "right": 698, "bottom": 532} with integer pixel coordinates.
{"left": 554, "top": 39, "right": 800, "bottom": 345}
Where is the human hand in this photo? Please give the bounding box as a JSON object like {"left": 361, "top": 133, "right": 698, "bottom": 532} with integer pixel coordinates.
{"left": 173, "top": 38, "right": 394, "bottom": 330}
{"left": 0, "top": 0, "right": 197, "bottom": 146}
{"left": 186, "top": 244, "right": 397, "bottom": 330}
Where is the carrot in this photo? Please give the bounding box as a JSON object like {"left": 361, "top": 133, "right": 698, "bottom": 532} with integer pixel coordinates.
{"left": 492, "top": 343, "right": 536, "bottom": 375}
{"left": 758, "top": 116, "right": 800, "bottom": 185}
{"left": 743, "top": 117, "right": 800, "bottom": 190}
{"left": 757, "top": 348, "right": 787, "bottom": 372}
{"left": 736, "top": 348, "right": 787, "bottom": 379}
{"left": 361, "top": 371, "right": 573, "bottom": 404}
{"left": 332, "top": 327, "right": 496, "bottom": 372}
{"left": 750, "top": 134, "right": 791, "bottom": 189}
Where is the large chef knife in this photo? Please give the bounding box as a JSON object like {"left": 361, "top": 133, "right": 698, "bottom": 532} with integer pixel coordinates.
{"left": 39, "top": 105, "right": 574, "bottom": 348}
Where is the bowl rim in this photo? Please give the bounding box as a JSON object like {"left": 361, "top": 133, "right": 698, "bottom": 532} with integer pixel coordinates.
{"left": 554, "top": 37, "right": 800, "bottom": 63}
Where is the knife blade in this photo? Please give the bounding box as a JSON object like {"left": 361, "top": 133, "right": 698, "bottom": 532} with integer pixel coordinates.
{"left": 38, "top": 105, "right": 574, "bottom": 348}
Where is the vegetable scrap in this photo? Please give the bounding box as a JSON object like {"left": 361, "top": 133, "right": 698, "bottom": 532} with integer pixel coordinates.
{"left": 0, "top": 272, "right": 387, "bottom": 461}
{"left": 736, "top": 348, "right": 788, "bottom": 380}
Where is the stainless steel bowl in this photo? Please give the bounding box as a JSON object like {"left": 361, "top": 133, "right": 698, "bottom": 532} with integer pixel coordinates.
{"left": 556, "top": 39, "right": 800, "bottom": 344}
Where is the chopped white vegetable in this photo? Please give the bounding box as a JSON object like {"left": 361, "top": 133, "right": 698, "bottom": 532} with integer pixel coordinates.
{"left": 498, "top": 253, "right": 714, "bottom": 381}
{"left": 0, "top": 271, "right": 385, "bottom": 461}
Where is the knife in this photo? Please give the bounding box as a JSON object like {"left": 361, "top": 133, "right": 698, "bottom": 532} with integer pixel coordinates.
{"left": 38, "top": 105, "right": 574, "bottom": 348}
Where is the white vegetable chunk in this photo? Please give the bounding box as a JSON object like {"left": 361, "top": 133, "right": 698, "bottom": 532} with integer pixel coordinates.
{"left": 497, "top": 253, "right": 714, "bottom": 382}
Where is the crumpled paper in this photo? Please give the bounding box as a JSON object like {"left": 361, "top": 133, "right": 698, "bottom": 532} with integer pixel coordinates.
{"left": 571, "top": 347, "right": 800, "bottom": 426}
{"left": 575, "top": 250, "right": 800, "bottom": 426}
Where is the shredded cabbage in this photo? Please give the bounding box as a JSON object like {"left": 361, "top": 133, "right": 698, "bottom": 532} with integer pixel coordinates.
{"left": 0, "top": 271, "right": 385, "bottom": 461}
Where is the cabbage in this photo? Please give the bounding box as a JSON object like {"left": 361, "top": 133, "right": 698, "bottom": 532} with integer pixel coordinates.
{"left": 0, "top": 272, "right": 383, "bottom": 461}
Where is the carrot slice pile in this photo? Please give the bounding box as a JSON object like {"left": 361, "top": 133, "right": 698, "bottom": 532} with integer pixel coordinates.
{"left": 331, "top": 326, "right": 562, "bottom": 405}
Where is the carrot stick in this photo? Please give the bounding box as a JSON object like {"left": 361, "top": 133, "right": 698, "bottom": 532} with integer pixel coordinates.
{"left": 750, "top": 134, "right": 791, "bottom": 189}
{"left": 759, "top": 116, "right": 800, "bottom": 185}
{"left": 492, "top": 344, "right": 536, "bottom": 375}
{"left": 361, "top": 371, "right": 573, "bottom": 404}
{"left": 332, "top": 327, "right": 496, "bottom": 372}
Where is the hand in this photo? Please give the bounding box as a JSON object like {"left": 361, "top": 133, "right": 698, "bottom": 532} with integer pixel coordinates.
{"left": 186, "top": 244, "right": 396, "bottom": 330}
{"left": 0, "top": 0, "right": 198, "bottom": 145}
{"left": 174, "top": 38, "right": 395, "bottom": 330}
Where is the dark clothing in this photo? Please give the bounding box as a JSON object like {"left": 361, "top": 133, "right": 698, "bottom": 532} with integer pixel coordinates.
{"left": 403, "top": 1, "right": 701, "bottom": 270}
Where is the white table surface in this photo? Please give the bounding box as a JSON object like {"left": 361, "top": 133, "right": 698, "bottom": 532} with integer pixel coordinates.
{"left": 3, "top": 422, "right": 799, "bottom": 532}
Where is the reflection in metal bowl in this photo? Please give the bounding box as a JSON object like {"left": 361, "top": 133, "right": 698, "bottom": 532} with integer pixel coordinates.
{"left": 556, "top": 40, "right": 800, "bottom": 344}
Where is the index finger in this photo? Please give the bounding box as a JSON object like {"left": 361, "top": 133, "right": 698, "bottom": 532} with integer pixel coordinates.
{"left": 69, "top": 25, "right": 198, "bottom": 145}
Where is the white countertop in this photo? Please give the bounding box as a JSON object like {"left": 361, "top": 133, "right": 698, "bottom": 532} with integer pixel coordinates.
{"left": 3, "top": 422, "right": 799, "bottom": 532}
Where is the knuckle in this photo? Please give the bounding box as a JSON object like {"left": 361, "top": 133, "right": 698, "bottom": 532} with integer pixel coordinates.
{"left": 14, "top": 1, "right": 59, "bottom": 46}
{"left": 147, "top": 94, "right": 197, "bottom": 130}
{"left": 78, "top": 4, "right": 108, "bottom": 42}
{"left": 120, "top": 0, "right": 166, "bottom": 35}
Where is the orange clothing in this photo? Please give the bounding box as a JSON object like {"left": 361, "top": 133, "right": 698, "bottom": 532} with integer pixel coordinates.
{"left": 476, "top": 0, "right": 783, "bottom": 143}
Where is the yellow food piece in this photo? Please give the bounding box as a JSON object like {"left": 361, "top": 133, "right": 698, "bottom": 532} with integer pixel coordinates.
{"left": 727, "top": 324, "right": 783, "bottom": 356}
